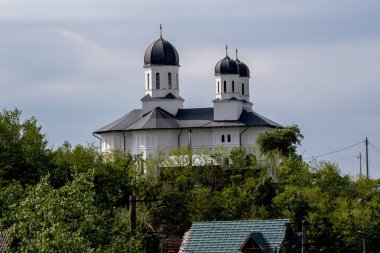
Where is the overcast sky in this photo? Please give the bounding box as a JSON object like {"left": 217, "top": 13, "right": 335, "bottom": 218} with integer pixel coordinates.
{"left": 1, "top": 0, "right": 380, "bottom": 177}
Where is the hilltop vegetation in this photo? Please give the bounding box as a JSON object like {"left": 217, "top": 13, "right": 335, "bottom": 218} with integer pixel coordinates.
{"left": 1, "top": 108, "right": 380, "bottom": 252}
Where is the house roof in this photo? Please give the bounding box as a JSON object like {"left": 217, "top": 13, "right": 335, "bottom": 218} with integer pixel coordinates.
{"left": 94, "top": 107, "right": 282, "bottom": 134}
{"left": 179, "top": 219, "right": 290, "bottom": 253}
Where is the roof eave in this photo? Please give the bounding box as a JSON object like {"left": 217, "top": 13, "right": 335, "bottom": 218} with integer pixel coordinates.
{"left": 93, "top": 124, "right": 280, "bottom": 135}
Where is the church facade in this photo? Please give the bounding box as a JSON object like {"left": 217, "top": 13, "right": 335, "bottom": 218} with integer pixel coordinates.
{"left": 94, "top": 31, "right": 281, "bottom": 158}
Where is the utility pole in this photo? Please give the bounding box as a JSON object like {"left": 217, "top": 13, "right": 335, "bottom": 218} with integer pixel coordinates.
{"left": 357, "top": 152, "right": 362, "bottom": 177}
{"left": 365, "top": 137, "right": 369, "bottom": 178}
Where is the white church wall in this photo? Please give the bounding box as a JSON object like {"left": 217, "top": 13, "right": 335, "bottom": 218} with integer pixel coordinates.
{"left": 240, "top": 126, "right": 272, "bottom": 147}
{"left": 129, "top": 129, "right": 180, "bottom": 158}
{"left": 212, "top": 128, "right": 240, "bottom": 148}
{"left": 213, "top": 100, "right": 243, "bottom": 121}
{"left": 239, "top": 76, "right": 250, "bottom": 98}
{"left": 215, "top": 74, "right": 241, "bottom": 100}
{"left": 100, "top": 132, "right": 124, "bottom": 152}
{"left": 144, "top": 65, "right": 179, "bottom": 97}
{"left": 142, "top": 98, "right": 183, "bottom": 115}
{"left": 100, "top": 126, "right": 277, "bottom": 158}
{"left": 177, "top": 128, "right": 245, "bottom": 150}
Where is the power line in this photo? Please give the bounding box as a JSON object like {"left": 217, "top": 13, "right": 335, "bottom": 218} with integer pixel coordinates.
{"left": 304, "top": 140, "right": 364, "bottom": 159}
{"left": 369, "top": 145, "right": 380, "bottom": 153}
{"left": 369, "top": 142, "right": 380, "bottom": 151}
{"left": 329, "top": 155, "right": 357, "bottom": 162}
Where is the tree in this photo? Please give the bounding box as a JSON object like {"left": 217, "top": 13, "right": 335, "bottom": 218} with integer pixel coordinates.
{"left": 0, "top": 181, "right": 25, "bottom": 228}
{"left": 9, "top": 171, "right": 144, "bottom": 253}
{"left": 257, "top": 125, "right": 303, "bottom": 157}
{"left": 10, "top": 172, "right": 98, "bottom": 252}
{"left": 0, "top": 108, "right": 50, "bottom": 186}
{"left": 4, "top": 108, "right": 380, "bottom": 252}
{"left": 50, "top": 141, "right": 100, "bottom": 187}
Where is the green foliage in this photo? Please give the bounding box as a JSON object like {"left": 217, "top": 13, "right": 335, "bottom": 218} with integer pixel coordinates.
{"left": 189, "top": 185, "right": 213, "bottom": 221}
{"left": 10, "top": 172, "right": 98, "bottom": 252}
{"left": 0, "top": 181, "right": 25, "bottom": 228}
{"left": 252, "top": 178, "right": 276, "bottom": 207}
{"left": 2, "top": 110, "right": 380, "bottom": 252}
{"left": 9, "top": 171, "right": 143, "bottom": 253}
{"left": 50, "top": 142, "right": 100, "bottom": 187}
{"left": 257, "top": 125, "right": 303, "bottom": 157}
{"left": 0, "top": 108, "right": 50, "bottom": 186}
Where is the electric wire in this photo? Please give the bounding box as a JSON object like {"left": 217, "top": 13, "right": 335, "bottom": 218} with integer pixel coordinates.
{"left": 369, "top": 145, "right": 380, "bottom": 153}
{"left": 329, "top": 155, "right": 358, "bottom": 162}
{"left": 304, "top": 140, "right": 364, "bottom": 159}
{"left": 369, "top": 142, "right": 380, "bottom": 151}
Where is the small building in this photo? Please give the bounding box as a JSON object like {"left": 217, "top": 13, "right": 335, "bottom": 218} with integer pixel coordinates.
{"left": 179, "top": 219, "right": 299, "bottom": 253}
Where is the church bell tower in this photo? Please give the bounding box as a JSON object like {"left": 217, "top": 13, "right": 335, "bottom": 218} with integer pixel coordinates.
{"left": 141, "top": 25, "right": 184, "bottom": 115}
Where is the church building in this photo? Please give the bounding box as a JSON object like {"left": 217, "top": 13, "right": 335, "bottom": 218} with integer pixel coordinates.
{"left": 93, "top": 29, "right": 281, "bottom": 158}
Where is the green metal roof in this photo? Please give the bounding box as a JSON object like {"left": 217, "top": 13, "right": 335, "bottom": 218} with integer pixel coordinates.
{"left": 180, "top": 219, "right": 290, "bottom": 253}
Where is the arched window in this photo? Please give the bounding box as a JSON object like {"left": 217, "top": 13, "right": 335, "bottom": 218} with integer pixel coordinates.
{"left": 242, "top": 83, "right": 244, "bottom": 95}
{"left": 168, "top": 72, "right": 172, "bottom": 89}
{"left": 147, "top": 73, "right": 150, "bottom": 90}
{"left": 228, "top": 134, "right": 231, "bottom": 142}
{"left": 221, "top": 135, "right": 225, "bottom": 143}
{"left": 217, "top": 81, "right": 220, "bottom": 93}
{"left": 156, "top": 73, "right": 160, "bottom": 89}
{"left": 232, "top": 81, "right": 235, "bottom": 92}
{"left": 223, "top": 81, "right": 227, "bottom": 93}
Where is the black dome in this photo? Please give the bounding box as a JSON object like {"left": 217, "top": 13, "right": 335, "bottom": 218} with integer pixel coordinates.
{"left": 236, "top": 59, "right": 250, "bottom": 77}
{"left": 144, "top": 38, "right": 179, "bottom": 66}
{"left": 214, "top": 56, "right": 239, "bottom": 75}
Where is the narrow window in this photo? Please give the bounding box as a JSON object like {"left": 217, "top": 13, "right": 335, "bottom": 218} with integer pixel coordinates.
{"left": 232, "top": 81, "right": 235, "bottom": 92}
{"left": 221, "top": 135, "right": 225, "bottom": 143}
{"left": 176, "top": 73, "right": 178, "bottom": 88}
{"left": 228, "top": 134, "right": 231, "bottom": 142}
{"left": 168, "top": 72, "right": 172, "bottom": 89}
{"left": 242, "top": 83, "right": 245, "bottom": 95}
{"left": 217, "top": 81, "right": 220, "bottom": 93}
{"left": 223, "top": 81, "right": 227, "bottom": 93}
{"left": 147, "top": 73, "right": 150, "bottom": 89}
{"left": 156, "top": 73, "right": 160, "bottom": 89}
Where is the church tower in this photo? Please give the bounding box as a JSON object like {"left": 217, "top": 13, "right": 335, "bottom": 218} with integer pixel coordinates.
{"left": 235, "top": 49, "right": 252, "bottom": 109}
{"left": 141, "top": 25, "right": 184, "bottom": 115}
{"left": 213, "top": 47, "right": 252, "bottom": 121}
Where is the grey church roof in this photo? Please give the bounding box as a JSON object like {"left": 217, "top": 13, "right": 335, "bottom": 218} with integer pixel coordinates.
{"left": 140, "top": 93, "right": 184, "bottom": 102}
{"left": 236, "top": 58, "right": 250, "bottom": 77}
{"left": 215, "top": 55, "right": 239, "bottom": 75}
{"left": 94, "top": 107, "right": 282, "bottom": 134}
{"left": 128, "top": 108, "right": 179, "bottom": 130}
{"left": 144, "top": 37, "right": 179, "bottom": 66}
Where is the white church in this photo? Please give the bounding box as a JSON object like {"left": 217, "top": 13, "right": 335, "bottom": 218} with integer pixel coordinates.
{"left": 94, "top": 29, "right": 281, "bottom": 158}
